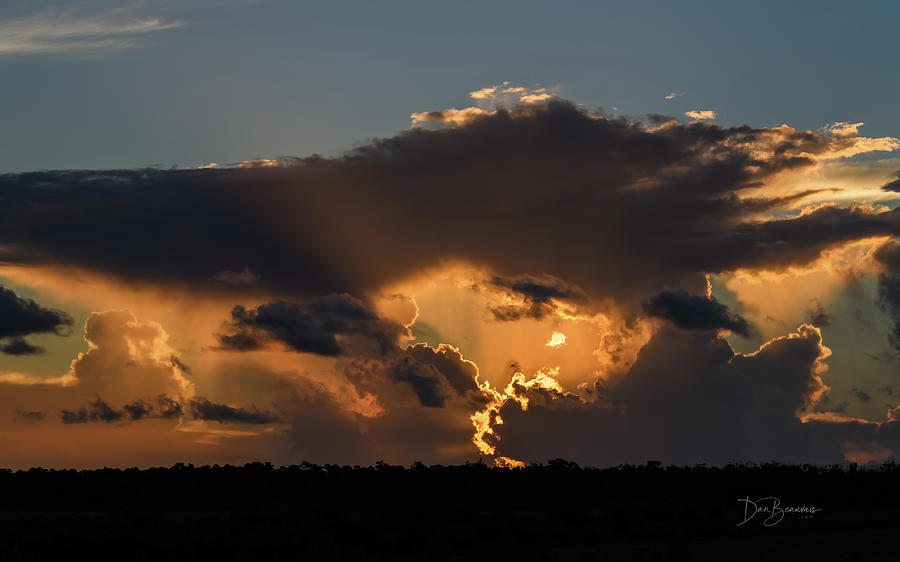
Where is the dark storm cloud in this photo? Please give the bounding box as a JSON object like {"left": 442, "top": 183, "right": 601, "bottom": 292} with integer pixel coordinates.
{"left": 60, "top": 395, "right": 274, "bottom": 425}
{"left": 489, "top": 275, "right": 587, "bottom": 321}
{"left": 1, "top": 102, "right": 897, "bottom": 313}
{"left": 188, "top": 399, "right": 278, "bottom": 424}
{"left": 643, "top": 290, "right": 750, "bottom": 336}
{"left": 386, "top": 355, "right": 451, "bottom": 407}
{"left": 492, "top": 325, "right": 847, "bottom": 466}
{"left": 874, "top": 239, "right": 900, "bottom": 352}
{"left": 345, "top": 342, "right": 490, "bottom": 409}
{"left": 61, "top": 397, "right": 124, "bottom": 424}
{"left": 0, "top": 336, "right": 43, "bottom": 355}
{"left": 59, "top": 394, "right": 181, "bottom": 424}
{"left": 122, "top": 400, "right": 153, "bottom": 420}
{"left": 404, "top": 343, "right": 482, "bottom": 397}
{"left": 0, "top": 285, "right": 73, "bottom": 355}
{"left": 156, "top": 395, "right": 184, "bottom": 418}
{"left": 217, "top": 294, "right": 406, "bottom": 356}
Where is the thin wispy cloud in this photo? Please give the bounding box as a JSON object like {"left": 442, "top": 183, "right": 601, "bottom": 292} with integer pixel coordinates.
{"left": 0, "top": 8, "right": 183, "bottom": 56}
{"left": 664, "top": 92, "right": 683, "bottom": 100}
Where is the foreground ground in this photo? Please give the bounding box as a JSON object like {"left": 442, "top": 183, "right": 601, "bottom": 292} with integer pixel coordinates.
{"left": 0, "top": 460, "right": 898, "bottom": 561}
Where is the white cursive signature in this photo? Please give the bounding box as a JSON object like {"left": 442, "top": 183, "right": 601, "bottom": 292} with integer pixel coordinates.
{"left": 737, "top": 496, "right": 823, "bottom": 526}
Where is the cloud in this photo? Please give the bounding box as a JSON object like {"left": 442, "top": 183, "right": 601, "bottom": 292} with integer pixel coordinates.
{"left": 883, "top": 171, "right": 900, "bottom": 193}
{"left": 4, "top": 101, "right": 896, "bottom": 320}
{"left": 806, "top": 302, "right": 833, "bottom": 327}
{"left": 0, "top": 8, "right": 183, "bottom": 56}
{"left": 404, "top": 343, "right": 483, "bottom": 398}
{"left": 14, "top": 410, "right": 44, "bottom": 423}
{"left": 520, "top": 93, "right": 555, "bottom": 104}
{"left": 874, "top": 239, "right": 900, "bottom": 352}
{"left": 213, "top": 266, "right": 260, "bottom": 285}
{"left": 61, "top": 397, "right": 124, "bottom": 424}
{"left": 467, "top": 83, "right": 556, "bottom": 104}
{"left": 68, "top": 310, "right": 195, "bottom": 403}
{"left": 413, "top": 83, "right": 558, "bottom": 127}
{"left": 385, "top": 355, "right": 453, "bottom": 407}
{"left": 491, "top": 325, "right": 843, "bottom": 465}
{"left": 0, "top": 285, "right": 73, "bottom": 355}
{"left": 379, "top": 343, "right": 489, "bottom": 408}
{"left": 489, "top": 274, "right": 587, "bottom": 321}
{"left": 643, "top": 290, "right": 750, "bottom": 337}
{"left": 3, "top": 98, "right": 900, "bottom": 467}
{"left": 664, "top": 92, "right": 683, "bottom": 100}
{"left": 685, "top": 110, "right": 717, "bottom": 120}
{"left": 823, "top": 122, "right": 864, "bottom": 136}
{"left": 410, "top": 107, "right": 494, "bottom": 126}
{"left": 59, "top": 393, "right": 273, "bottom": 426}
{"left": 216, "top": 294, "right": 407, "bottom": 356}
{"left": 0, "top": 337, "right": 44, "bottom": 356}
{"left": 189, "top": 398, "right": 278, "bottom": 424}
{"left": 1, "top": 308, "right": 194, "bottom": 431}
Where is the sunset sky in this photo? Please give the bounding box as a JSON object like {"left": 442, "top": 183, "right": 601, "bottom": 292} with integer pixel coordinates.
{"left": 3, "top": 0, "right": 900, "bottom": 469}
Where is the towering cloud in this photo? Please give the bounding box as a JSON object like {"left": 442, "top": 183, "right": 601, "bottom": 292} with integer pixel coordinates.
{"left": 493, "top": 325, "right": 840, "bottom": 466}
{"left": 2, "top": 99, "right": 900, "bottom": 467}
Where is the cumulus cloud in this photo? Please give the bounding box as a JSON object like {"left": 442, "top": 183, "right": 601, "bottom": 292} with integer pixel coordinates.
{"left": 69, "top": 310, "right": 194, "bottom": 403}
{"left": 0, "top": 309, "right": 194, "bottom": 430}
{"left": 491, "top": 325, "right": 844, "bottom": 465}
{"left": 380, "top": 343, "right": 489, "bottom": 408}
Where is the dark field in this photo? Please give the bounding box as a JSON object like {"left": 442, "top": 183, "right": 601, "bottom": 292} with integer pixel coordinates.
{"left": 1, "top": 460, "right": 899, "bottom": 561}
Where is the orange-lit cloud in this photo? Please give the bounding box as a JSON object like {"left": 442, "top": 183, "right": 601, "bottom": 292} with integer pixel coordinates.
{"left": 3, "top": 95, "right": 900, "bottom": 468}
{"left": 685, "top": 109, "right": 716, "bottom": 120}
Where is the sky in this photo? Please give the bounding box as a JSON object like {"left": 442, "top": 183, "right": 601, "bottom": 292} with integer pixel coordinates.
{"left": 3, "top": 1, "right": 900, "bottom": 469}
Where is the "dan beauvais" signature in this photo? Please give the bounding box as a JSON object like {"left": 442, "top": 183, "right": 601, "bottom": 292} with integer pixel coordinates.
{"left": 736, "top": 496, "right": 823, "bottom": 527}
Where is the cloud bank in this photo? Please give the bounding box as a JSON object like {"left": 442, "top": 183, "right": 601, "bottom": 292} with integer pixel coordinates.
{"left": 2, "top": 98, "right": 900, "bottom": 467}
